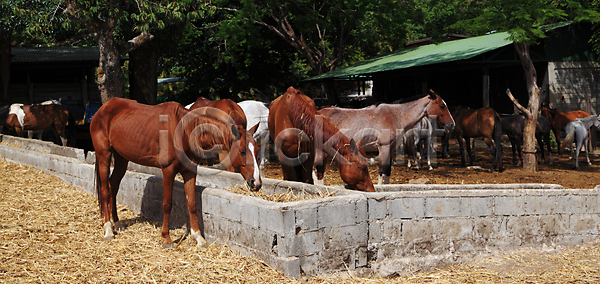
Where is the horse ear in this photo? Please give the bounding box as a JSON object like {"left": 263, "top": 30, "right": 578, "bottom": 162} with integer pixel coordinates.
{"left": 248, "top": 122, "right": 259, "bottom": 136}
{"left": 350, "top": 139, "right": 360, "bottom": 154}
{"left": 428, "top": 89, "right": 437, "bottom": 99}
{"left": 231, "top": 125, "right": 241, "bottom": 140}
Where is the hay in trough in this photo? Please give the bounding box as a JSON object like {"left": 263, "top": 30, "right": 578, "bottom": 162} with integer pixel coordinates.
{"left": 223, "top": 185, "right": 337, "bottom": 202}
{"left": 2, "top": 156, "right": 600, "bottom": 283}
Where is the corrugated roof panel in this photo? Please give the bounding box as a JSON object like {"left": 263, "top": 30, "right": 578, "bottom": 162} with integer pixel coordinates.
{"left": 11, "top": 46, "right": 100, "bottom": 63}
{"left": 304, "top": 32, "right": 513, "bottom": 81}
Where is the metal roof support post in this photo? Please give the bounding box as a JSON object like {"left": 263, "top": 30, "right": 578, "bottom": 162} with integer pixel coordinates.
{"left": 81, "top": 75, "right": 88, "bottom": 106}
{"left": 483, "top": 65, "right": 490, "bottom": 108}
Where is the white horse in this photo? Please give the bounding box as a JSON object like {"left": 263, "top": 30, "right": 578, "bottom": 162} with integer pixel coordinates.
{"left": 403, "top": 117, "right": 434, "bottom": 170}
{"left": 563, "top": 114, "right": 600, "bottom": 169}
{"left": 402, "top": 116, "right": 446, "bottom": 170}
{"left": 237, "top": 100, "right": 270, "bottom": 174}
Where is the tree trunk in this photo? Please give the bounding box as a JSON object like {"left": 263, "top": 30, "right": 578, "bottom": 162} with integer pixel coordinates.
{"left": 96, "top": 29, "right": 125, "bottom": 104}
{"left": 129, "top": 46, "right": 157, "bottom": 105}
{"left": 94, "top": 30, "right": 154, "bottom": 104}
{"left": 0, "top": 29, "right": 13, "bottom": 105}
{"left": 512, "top": 42, "right": 540, "bottom": 172}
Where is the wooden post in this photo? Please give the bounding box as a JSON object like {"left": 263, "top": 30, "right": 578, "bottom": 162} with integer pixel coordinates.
{"left": 483, "top": 66, "right": 490, "bottom": 108}
{"left": 81, "top": 71, "right": 88, "bottom": 106}
{"left": 28, "top": 83, "right": 35, "bottom": 104}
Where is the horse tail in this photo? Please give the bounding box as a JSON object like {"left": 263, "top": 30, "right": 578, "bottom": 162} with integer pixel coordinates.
{"left": 563, "top": 124, "right": 575, "bottom": 148}
{"left": 493, "top": 114, "right": 504, "bottom": 171}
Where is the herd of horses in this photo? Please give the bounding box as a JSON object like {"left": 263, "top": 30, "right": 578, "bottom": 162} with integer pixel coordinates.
{"left": 2, "top": 86, "right": 599, "bottom": 247}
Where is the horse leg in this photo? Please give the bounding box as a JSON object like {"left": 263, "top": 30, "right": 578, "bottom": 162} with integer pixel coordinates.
{"left": 300, "top": 157, "right": 315, "bottom": 185}
{"left": 378, "top": 145, "right": 392, "bottom": 184}
{"left": 413, "top": 137, "right": 421, "bottom": 170}
{"left": 553, "top": 128, "right": 562, "bottom": 156}
{"left": 181, "top": 170, "right": 209, "bottom": 248}
{"left": 471, "top": 139, "right": 478, "bottom": 162}
{"left": 281, "top": 164, "right": 298, "bottom": 182}
{"left": 572, "top": 140, "right": 579, "bottom": 169}
{"left": 516, "top": 138, "right": 523, "bottom": 166}
{"left": 509, "top": 138, "right": 517, "bottom": 166}
{"left": 425, "top": 133, "right": 433, "bottom": 170}
{"left": 466, "top": 137, "right": 475, "bottom": 166}
{"left": 441, "top": 132, "right": 451, "bottom": 158}
{"left": 545, "top": 132, "right": 554, "bottom": 165}
{"left": 535, "top": 133, "right": 544, "bottom": 164}
{"left": 313, "top": 148, "right": 325, "bottom": 186}
{"left": 457, "top": 136, "right": 467, "bottom": 167}
{"left": 483, "top": 137, "right": 497, "bottom": 170}
{"left": 108, "top": 152, "right": 129, "bottom": 231}
{"left": 53, "top": 124, "right": 68, "bottom": 146}
{"left": 160, "top": 168, "right": 177, "bottom": 248}
{"left": 585, "top": 136, "right": 592, "bottom": 166}
{"left": 95, "top": 149, "right": 115, "bottom": 241}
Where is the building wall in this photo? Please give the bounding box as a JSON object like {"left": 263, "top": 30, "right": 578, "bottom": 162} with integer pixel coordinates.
{"left": 548, "top": 61, "right": 600, "bottom": 114}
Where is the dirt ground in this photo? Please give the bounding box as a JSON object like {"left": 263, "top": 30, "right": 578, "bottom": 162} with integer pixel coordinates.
{"left": 262, "top": 138, "right": 600, "bottom": 189}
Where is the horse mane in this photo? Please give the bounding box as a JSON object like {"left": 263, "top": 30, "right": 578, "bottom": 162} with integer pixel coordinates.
{"left": 288, "top": 92, "right": 352, "bottom": 157}
{"left": 391, "top": 90, "right": 437, "bottom": 105}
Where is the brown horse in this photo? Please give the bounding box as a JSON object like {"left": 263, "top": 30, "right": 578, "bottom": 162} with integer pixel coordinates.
{"left": 268, "top": 86, "right": 375, "bottom": 192}
{"left": 447, "top": 106, "right": 504, "bottom": 172}
{"left": 0, "top": 102, "right": 71, "bottom": 146}
{"left": 541, "top": 106, "right": 590, "bottom": 156}
{"left": 186, "top": 96, "right": 213, "bottom": 110}
{"left": 316, "top": 90, "right": 455, "bottom": 184}
{"left": 90, "top": 97, "right": 260, "bottom": 248}
{"left": 189, "top": 98, "right": 248, "bottom": 129}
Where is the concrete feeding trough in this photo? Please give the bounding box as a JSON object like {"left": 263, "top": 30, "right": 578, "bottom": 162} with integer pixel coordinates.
{"left": 0, "top": 134, "right": 599, "bottom": 278}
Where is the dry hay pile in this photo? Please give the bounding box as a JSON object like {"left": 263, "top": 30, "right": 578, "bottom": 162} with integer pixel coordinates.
{"left": 2, "top": 157, "right": 600, "bottom": 283}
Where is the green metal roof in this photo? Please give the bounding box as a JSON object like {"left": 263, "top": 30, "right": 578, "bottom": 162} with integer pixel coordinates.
{"left": 304, "top": 31, "right": 514, "bottom": 82}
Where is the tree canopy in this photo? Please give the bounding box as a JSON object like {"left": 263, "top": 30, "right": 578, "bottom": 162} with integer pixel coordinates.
{"left": 3, "top": 0, "right": 600, "bottom": 104}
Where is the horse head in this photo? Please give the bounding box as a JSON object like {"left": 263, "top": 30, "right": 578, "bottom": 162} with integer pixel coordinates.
{"left": 184, "top": 106, "right": 261, "bottom": 191}
{"left": 592, "top": 115, "right": 600, "bottom": 128}
{"left": 338, "top": 139, "right": 375, "bottom": 192}
{"left": 228, "top": 123, "right": 262, "bottom": 191}
{"left": 426, "top": 90, "right": 455, "bottom": 133}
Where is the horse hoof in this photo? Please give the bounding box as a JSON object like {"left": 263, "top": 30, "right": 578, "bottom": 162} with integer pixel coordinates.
{"left": 104, "top": 235, "right": 114, "bottom": 241}
{"left": 163, "top": 243, "right": 176, "bottom": 249}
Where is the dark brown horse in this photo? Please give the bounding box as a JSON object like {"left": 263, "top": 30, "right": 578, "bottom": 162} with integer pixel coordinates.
{"left": 0, "top": 102, "right": 72, "bottom": 146}
{"left": 541, "top": 106, "right": 590, "bottom": 156}
{"left": 447, "top": 106, "right": 504, "bottom": 172}
{"left": 501, "top": 114, "right": 553, "bottom": 166}
{"left": 90, "top": 97, "right": 260, "bottom": 248}
{"left": 268, "top": 86, "right": 375, "bottom": 192}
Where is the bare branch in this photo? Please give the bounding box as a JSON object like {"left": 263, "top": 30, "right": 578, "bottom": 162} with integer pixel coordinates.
{"left": 196, "top": 21, "right": 224, "bottom": 30}
{"left": 506, "top": 88, "right": 530, "bottom": 117}
{"left": 119, "top": 32, "right": 154, "bottom": 55}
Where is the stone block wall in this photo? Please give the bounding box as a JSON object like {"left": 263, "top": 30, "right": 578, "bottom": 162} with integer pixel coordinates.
{"left": 0, "top": 134, "right": 599, "bottom": 278}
